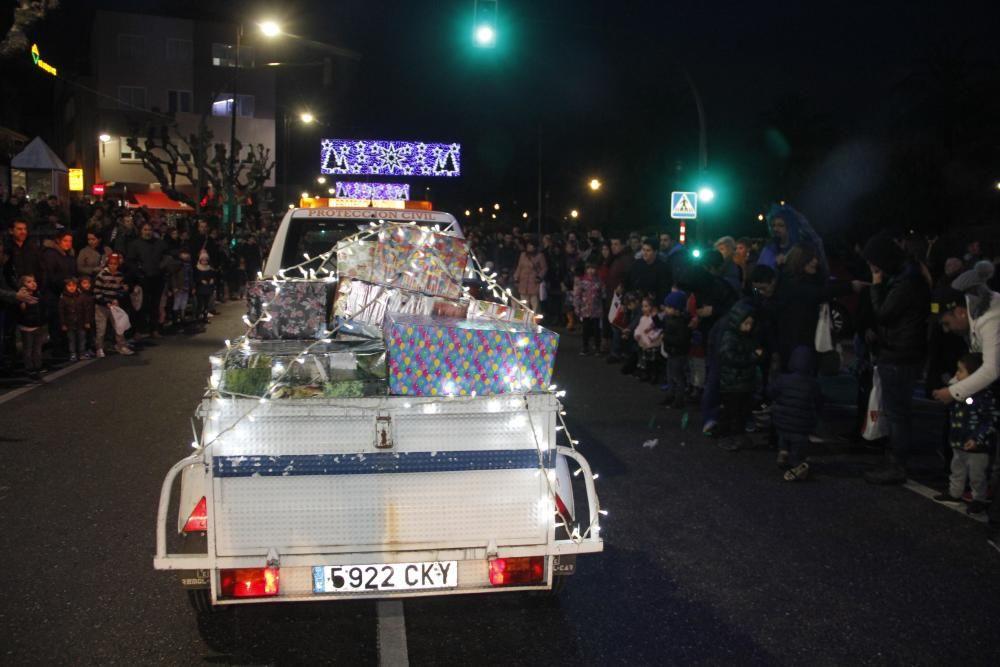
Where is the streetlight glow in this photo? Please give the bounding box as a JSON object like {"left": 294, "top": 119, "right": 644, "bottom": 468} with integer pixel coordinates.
{"left": 475, "top": 25, "right": 496, "bottom": 47}
{"left": 478, "top": 207, "right": 484, "bottom": 213}
{"left": 464, "top": 210, "right": 471, "bottom": 216}
{"left": 328, "top": 188, "right": 335, "bottom": 194}
{"left": 317, "top": 176, "right": 326, "bottom": 184}
{"left": 259, "top": 20, "right": 282, "bottom": 38}
{"left": 493, "top": 203, "right": 500, "bottom": 211}
{"left": 301, "top": 192, "right": 309, "bottom": 199}
{"left": 522, "top": 212, "right": 528, "bottom": 219}
{"left": 98, "top": 133, "right": 111, "bottom": 143}
{"left": 300, "top": 112, "right": 315, "bottom": 124}
{"left": 589, "top": 178, "right": 602, "bottom": 191}
{"left": 570, "top": 209, "right": 579, "bottom": 219}
{"left": 698, "top": 187, "right": 715, "bottom": 203}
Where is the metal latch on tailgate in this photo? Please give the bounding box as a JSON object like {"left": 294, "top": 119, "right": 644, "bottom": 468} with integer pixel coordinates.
{"left": 375, "top": 412, "right": 393, "bottom": 449}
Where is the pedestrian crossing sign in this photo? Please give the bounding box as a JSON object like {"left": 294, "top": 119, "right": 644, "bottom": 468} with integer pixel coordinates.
{"left": 670, "top": 191, "right": 698, "bottom": 219}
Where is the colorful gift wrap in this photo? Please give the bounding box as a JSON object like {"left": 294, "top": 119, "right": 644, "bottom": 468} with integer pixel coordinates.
{"left": 337, "top": 224, "right": 468, "bottom": 299}
{"left": 246, "top": 280, "right": 331, "bottom": 340}
{"left": 383, "top": 313, "right": 559, "bottom": 397}
{"left": 334, "top": 278, "right": 468, "bottom": 328}
{"left": 466, "top": 298, "right": 534, "bottom": 325}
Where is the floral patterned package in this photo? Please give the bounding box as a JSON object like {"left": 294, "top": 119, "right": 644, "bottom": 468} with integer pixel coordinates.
{"left": 367, "top": 224, "right": 469, "bottom": 298}
{"left": 245, "top": 280, "right": 331, "bottom": 340}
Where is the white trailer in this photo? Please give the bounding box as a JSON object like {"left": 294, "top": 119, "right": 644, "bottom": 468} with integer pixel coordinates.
{"left": 154, "top": 208, "right": 603, "bottom": 611}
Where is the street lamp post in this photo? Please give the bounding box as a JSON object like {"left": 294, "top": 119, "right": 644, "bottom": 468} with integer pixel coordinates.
{"left": 226, "top": 23, "right": 244, "bottom": 234}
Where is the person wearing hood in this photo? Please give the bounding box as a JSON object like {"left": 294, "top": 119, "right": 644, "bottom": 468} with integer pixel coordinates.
{"left": 758, "top": 205, "right": 828, "bottom": 278}
{"left": 861, "top": 233, "right": 931, "bottom": 485}
{"left": 717, "top": 302, "right": 762, "bottom": 451}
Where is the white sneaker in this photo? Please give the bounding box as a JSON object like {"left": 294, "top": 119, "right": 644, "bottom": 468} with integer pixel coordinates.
{"left": 116, "top": 345, "right": 135, "bottom": 356}
{"left": 96, "top": 348, "right": 105, "bottom": 358}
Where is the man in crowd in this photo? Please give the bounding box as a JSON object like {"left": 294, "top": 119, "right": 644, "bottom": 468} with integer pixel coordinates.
{"left": 128, "top": 222, "right": 169, "bottom": 336}
{"left": 629, "top": 240, "right": 671, "bottom": 304}
{"left": 862, "top": 234, "right": 931, "bottom": 484}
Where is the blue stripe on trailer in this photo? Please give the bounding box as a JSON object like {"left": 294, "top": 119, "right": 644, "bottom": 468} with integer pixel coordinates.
{"left": 213, "top": 449, "right": 556, "bottom": 478}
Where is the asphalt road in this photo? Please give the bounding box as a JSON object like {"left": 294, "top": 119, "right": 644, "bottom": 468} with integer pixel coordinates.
{"left": 2, "top": 305, "right": 998, "bottom": 666}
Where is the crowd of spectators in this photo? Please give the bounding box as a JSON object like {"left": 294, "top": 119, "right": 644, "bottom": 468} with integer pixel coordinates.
{"left": 1, "top": 186, "right": 274, "bottom": 378}
{"left": 468, "top": 207, "right": 1000, "bottom": 545}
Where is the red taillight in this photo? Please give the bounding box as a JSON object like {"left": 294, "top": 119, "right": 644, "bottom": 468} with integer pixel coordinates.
{"left": 554, "top": 493, "right": 573, "bottom": 522}
{"left": 182, "top": 496, "right": 208, "bottom": 533}
{"left": 488, "top": 557, "right": 545, "bottom": 586}
{"left": 220, "top": 567, "right": 280, "bottom": 598}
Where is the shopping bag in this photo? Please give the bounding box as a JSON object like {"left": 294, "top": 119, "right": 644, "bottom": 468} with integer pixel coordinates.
{"left": 130, "top": 285, "right": 143, "bottom": 312}
{"left": 862, "top": 367, "right": 889, "bottom": 440}
{"left": 608, "top": 292, "right": 622, "bottom": 325}
{"left": 815, "top": 303, "right": 834, "bottom": 353}
{"left": 109, "top": 304, "right": 131, "bottom": 336}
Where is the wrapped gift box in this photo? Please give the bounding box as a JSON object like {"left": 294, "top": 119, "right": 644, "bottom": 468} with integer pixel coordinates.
{"left": 337, "top": 224, "right": 468, "bottom": 299}
{"left": 211, "top": 339, "right": 387, "bottom": 398}
{"left": 246, "top": 280, "right": 332, "bottom": 340}
{"left": 335, "top": 278, "right": 468, "bottom": 328}
{"left": 383, "top": 313, "right": 558, "bottom": 397}
{"left": 466, "top": 298, "right": 534, "bottom": 325}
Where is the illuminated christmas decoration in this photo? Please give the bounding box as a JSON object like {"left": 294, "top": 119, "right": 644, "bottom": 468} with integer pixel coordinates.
{"left": 320, "top": 139, "right": 461, "bottom": 177}
{"left": 335, "top": 182, "right": 411, "bottom": 200}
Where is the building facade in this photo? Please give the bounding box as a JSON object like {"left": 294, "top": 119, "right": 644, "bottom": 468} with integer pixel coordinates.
{"left": 67, "top": 10, "right": 276, "bottom": 201}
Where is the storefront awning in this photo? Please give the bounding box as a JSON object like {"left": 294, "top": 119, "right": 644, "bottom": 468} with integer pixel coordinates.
{"left": 129, "top": 192, "right": 193, "bottom": 211}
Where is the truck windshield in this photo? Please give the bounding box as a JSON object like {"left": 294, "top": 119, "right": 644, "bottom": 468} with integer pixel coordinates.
{"left": 279, "top": 215, "right": 461, "bottom": 273}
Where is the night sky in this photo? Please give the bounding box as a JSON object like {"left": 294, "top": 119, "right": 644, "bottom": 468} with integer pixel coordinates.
{"left": 6, "top": 0, "right": 1000, "bottom": 238}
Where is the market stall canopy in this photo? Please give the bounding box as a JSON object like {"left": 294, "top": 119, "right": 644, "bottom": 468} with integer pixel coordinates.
{"left": 11, "top": 136, "right": 67, "bottom": 171}
{"left": 129, "top": 191, "right": 193, "bottom": 211}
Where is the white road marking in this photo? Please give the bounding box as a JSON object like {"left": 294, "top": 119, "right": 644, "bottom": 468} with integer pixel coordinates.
{"left": 0, "top": 359, "right": 94, "bottom": 406}
{"left": 377, "top": 600, "right": 409, "bottom": 667}
{"left": 903, "top": 479, "right": 984, "bottom": 522}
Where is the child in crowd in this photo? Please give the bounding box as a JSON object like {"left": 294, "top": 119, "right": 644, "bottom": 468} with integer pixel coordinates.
{"left": 58, "top": 278, "right": 90, "bottom": 362}
{"left": 194, "top": 250, "right": 216, "bottom": 324}
{"left": 78, "top": 276, "right": 96, "bottom": 359}
{"left": 934, "top": 353, "right": 996, "bottom": 517}
{"left": 634, "top": 296, "right": 664, "bottom": 382}
{"left": 573, "top": 260, "right": 605, "bottom": 355}
{"left": 717, "top": 302, "right": 761, "bottom": 451}
{"left": 617, "top": 291, "right": 642, "bottom": 373}
{"left": 16, "top": 274, "right": 45, "bottom": 379}
{"left": 768, "top": 345, "right": 820, "bottom": 480}
{"left": 659, "top": 290, "right": 691, "bottom": 409}
{"left": 173, "top": 249, "right": 194, "bottom": 325}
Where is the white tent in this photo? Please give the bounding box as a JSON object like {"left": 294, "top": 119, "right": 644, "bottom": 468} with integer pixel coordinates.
{"left": 11, "top": 136, "right": 69, "bottom": 202}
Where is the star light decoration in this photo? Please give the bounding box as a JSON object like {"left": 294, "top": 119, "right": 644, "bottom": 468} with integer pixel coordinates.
{"left": 320, "top": 139, "right": 461, "bottom": 177}
{"left": 335, "top": 182, "right": 411, "bottom": 200}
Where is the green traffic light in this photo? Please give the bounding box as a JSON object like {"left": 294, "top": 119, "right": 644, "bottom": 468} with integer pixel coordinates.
{"left": 691, "top": 248, "right": 702, "bottom": 259}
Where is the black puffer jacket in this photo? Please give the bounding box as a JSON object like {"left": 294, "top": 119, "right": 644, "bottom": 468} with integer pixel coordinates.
{"left": 719, "top": 302, "right": 758, "bottom": 392}
{"left": 769, "top": 346, "right": 820, "bottom": 436}
{"left": 869, "top": 260, "right": 930, "bottom": 364}
{"left": 660, "top": 314, "right": 691, "bottom": 356}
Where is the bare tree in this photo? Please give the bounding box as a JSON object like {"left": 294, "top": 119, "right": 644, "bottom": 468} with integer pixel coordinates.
{"left": 1, "top": 1, "right": 59, "bottom": 56}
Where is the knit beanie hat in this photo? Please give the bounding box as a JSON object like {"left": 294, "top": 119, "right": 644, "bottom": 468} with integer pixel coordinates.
{"left": 664, "top": 290, "right": 688, "bottom": 310}
{"left": 951, "top": 260, "right": 996, "bottom": 318}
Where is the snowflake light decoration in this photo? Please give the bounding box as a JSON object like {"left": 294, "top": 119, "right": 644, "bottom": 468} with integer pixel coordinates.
{"left": 335, "top": 182, "right": 411, "bottom": 200}
{"left": 320, "top": 139, "right": 461, "bottom": 177}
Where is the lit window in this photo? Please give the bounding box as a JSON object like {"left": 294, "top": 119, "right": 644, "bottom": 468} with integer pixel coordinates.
{"left": 212, "top": 43, "right": 254, "bottom": 68}
{"left": 212, "top": 93, "right": 254, "bottom": 118}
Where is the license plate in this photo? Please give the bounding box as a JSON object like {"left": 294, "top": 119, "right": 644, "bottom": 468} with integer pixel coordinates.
{"left": 312, "top": 561, "right": 458, "bottom": 593}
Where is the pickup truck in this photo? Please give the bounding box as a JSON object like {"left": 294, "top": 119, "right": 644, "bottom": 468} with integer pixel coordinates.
{"left": 154, "top": 207, "right": 603, "bottom": 613}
